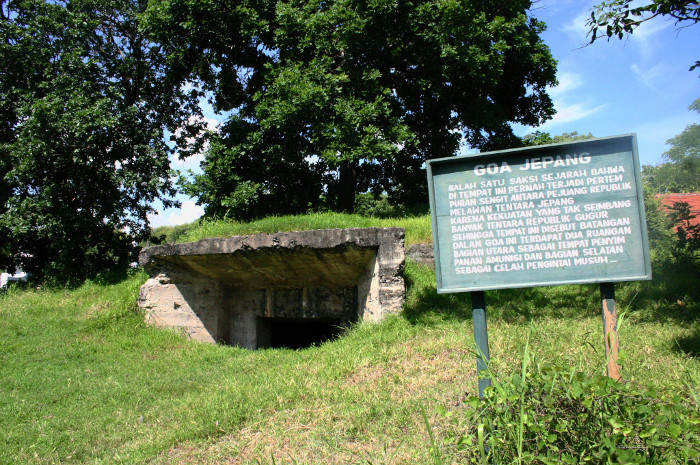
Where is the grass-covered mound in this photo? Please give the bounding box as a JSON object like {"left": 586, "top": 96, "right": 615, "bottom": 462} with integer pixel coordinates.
{"left": 1, "top": 214, "right": 698, "bottom": 464}
{"left": 152, "top": 211, "right": 433, "bottom": 246}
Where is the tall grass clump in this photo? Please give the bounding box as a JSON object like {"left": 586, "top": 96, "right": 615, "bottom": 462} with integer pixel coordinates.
{"left": 444, "top": 339, "right": 700, "bottom": 464}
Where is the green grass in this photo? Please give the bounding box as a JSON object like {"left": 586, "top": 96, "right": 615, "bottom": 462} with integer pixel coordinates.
{"left": 1, "top": 215, "right": 699, "bottom": 464}
{"left": 153, "top": 211, "right": 433, "bottom": 247}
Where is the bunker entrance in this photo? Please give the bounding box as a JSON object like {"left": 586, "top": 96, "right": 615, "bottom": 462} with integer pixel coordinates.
{"left": 256, "top": 317, "right": 344, "bottom": 349}
{"left": 138, "top": 228, "right": 405, "bottom": 349}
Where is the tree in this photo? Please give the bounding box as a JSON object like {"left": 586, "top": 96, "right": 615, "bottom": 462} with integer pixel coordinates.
{"left": 640, "top": 99, "right": 700, "bottom": 263}
{"left": 0, "top": 0, "right": 199, "bottom": 282}
{"left": 146, "top": 0, "right": 557, "bottom": 218}
{"left": 643, "top": 99, "right": 700, "bottom": 193}
{"left": 587, "top": 0, "right": 700, "bottom": 71}
{"left": 522, "top": 131, "right": 595, "bottom": 146}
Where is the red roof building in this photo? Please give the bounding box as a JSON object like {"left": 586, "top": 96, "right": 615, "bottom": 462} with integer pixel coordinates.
{"left": 657, "top": 193, "right": 700, "bottom": 228}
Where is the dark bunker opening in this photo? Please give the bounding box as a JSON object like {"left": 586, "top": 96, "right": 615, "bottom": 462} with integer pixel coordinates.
{"left": 256, "top": 317, "right": 344, "bottom": 349}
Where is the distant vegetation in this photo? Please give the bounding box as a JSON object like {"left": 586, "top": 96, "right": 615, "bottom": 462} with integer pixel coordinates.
{"left": 643, "top": 99, "right": 700, "bottom": 194}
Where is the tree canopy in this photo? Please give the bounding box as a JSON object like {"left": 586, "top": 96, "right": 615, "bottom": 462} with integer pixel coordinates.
{"left": 587, "top": 0, "right": 700, "bottom": 71}
{"left": 0, "top": 0, "right": 199, "bottom": 282}
{"left": 145, "top": 0, "right": 558, "bottom": 219}
{"left": 643, "top": 99, "right": 700, "bottom": 194}
{"left": 522, "top": 131, "right": 595, "bottom": 146}
{"left": 1, "top": 0, "right": 558, "bottom": 281}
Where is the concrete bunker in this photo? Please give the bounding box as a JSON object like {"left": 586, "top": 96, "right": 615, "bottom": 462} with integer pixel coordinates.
{"left": 138, "top": 228, "right": 405, "bottom": 349}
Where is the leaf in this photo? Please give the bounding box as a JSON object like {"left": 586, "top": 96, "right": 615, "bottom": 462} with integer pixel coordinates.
{"left": 667, "top": 423, "right": 682, "bottom": 438}
{"left": 571, "top": 381, "right": 584, "bottom": 398}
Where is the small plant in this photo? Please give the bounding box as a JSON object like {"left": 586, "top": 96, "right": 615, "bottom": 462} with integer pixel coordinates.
{"left": 667, "top": 201, "right": 700, "bottom": 267}
{"left": 446, "top": 348, "right": 700, "bottom": 464}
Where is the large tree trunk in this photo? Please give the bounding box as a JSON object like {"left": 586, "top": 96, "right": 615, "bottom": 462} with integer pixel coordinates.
{"left": 337, "top": 160, "right": 357, "bottom": 213}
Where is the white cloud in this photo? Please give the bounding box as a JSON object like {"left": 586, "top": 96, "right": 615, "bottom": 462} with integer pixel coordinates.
{"left": 630, "top": 62, "right": 668, "bottom": 88}
{"left": 628, "top": 15, "right": 670, "bottom": 58}
{"left": 560, "top": 1, "right": 670, "bottom": 56}
{"left": 531, "top": 0, "right": 581, "bottom": 16}
{"left": 148, "top": 201, "right": 204, "bottom": 228}
{"left": 147, "top": 211, "right": 168, "bottom": 229}
{"left": 546, "top": 101, "right": 607, "bottom": 128}
{"left": 569, "top": 1, "right": 674, "bottom": 57}
{"left": 561, "top": 8, "right": 591, "bottom": 45}
{"left": 171, "top": 115, "right": 221, "bottom": 172}
{"left": 549, "top": 71, "right": 583, "bottom": 98}
{"left": 173, "top": 153, "right": 205, "bottom": 173}
{"left": 540, "top": 69, "right": 605, "bottom": 129}
{"left": 168, "top": 201, "right": 205, "bottom": 226}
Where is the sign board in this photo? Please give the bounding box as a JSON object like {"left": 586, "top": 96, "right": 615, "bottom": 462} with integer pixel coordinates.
{"left": 426, "top": 134, "right": 652, "bottom": 294}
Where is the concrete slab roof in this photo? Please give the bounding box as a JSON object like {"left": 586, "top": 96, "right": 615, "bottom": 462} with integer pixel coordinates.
{"left": 139, "top": 227, "right": 404, "bottom": 290}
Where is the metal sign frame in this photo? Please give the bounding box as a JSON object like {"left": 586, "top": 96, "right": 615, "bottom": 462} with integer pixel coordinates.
{"left": 426, "top": 134, "right": 652, "bottom": 294}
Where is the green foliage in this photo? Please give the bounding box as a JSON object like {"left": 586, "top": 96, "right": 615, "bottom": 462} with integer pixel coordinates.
{"left": 447, "top": 354, "right": 700, "bottom": 464}
{"left": 165, "top": 211, "right": 434, "bottom": 246}
{"left": 0, "top": 0, "right": 200, "bottom": 283}
{"left": 666, "top": 201, "right": 700, "bottom": 267}
{"left": 666, "top": 99, "right": 700, "bottom": 162}
{"left": 149, "top": 0, "right": 558, "bottom": 219}
{"left": 587, "top": 0, "right": 700, "bottom": 72}
{"left": 640, "top": 99, "right": 700, "bottom": 272}
{"left": 522, "top": 131, "right": 595, "bottom": 146}
{"left": 150, "top": 222, "right": 199, "bottom": 245}
{"left": 353, "top": 192, "right": 428, "bottom": 218}
{"left": 643, "top": 99, "right": 700, "bottom": 194}
{"left": 180, "top": 122, "right": 326, "bottom": 220}
{"left": 642, "top": 183, "right": 675, "bottom": 263}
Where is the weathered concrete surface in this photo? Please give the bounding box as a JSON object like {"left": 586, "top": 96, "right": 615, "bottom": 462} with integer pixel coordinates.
{"left": 406, "top": 243, "right": 435, "bottom": 268}
{"left": 138, "top": 228, "right": 405, "bottom": 348}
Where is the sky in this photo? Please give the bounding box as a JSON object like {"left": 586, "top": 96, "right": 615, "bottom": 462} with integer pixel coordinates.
{"left": 148, "top": 0, "right": 700, "bottom": 228}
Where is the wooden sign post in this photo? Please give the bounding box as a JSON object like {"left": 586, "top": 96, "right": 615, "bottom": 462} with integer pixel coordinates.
{"left": 426, "top": 135, "right": 651, "bottom": 394}
{"left": 600, "top": 282, "right": 621, "bottom": 380}
{"left": 471, "top": 291, "right": 491, "bottom": 397}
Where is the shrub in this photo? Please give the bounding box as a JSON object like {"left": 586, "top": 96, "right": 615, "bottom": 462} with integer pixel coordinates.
{"left": 445, "top": 351, "right": 700, "bottom": 464}
{"left": 666, "top": 201, "right": 700, "bottom": 268}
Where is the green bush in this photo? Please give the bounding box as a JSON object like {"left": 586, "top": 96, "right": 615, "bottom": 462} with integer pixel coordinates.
{"left": 666, "top": 201, "right": 700, "bottom": 269}
{"left": 446, "top": 353, "right": 700, "bottom": 464}
{"left": 353, "top": 192, "right": 429, "bottom": 218}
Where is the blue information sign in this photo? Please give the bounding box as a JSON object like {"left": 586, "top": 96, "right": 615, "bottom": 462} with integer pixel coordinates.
{"left": 427, "top": 134, "right": 652, "bottom": 293}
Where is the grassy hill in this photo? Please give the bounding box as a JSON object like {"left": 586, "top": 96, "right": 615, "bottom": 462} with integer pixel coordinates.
{"left": 1, "top": 213, "right": 698, "bottom": 463}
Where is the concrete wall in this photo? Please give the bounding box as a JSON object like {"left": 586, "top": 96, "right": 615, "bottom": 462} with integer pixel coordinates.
{"left": 138, "top": 228, "right": 405, "bottom": 349}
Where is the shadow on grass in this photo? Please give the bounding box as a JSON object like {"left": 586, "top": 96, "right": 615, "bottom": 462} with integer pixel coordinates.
{"left": 402, "top": 260, "right": 700, "bottom": 325}
{"left": 27, "top": 268, "right": 134, "bottom": 290}
{"left": 402, "top": 280, "right": 473, "bottom": 323}
{"left": 92, "top": 269, "right": 133, "bottom": 286}
{"left": 673, "top": 328, "right": 700, "bottom": 358}
{"left": 618, "top": 262, "right": 700, "bottom": 324}
{"left": 401, "top": 261, "right": 601, "bottom": 324}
